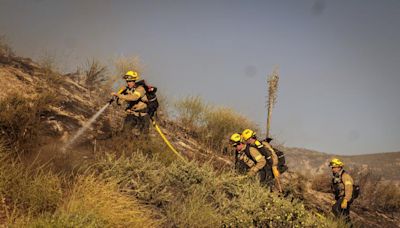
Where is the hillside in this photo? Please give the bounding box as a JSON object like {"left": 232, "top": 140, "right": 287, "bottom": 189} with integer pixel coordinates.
{"left": 282, "top": 146, "right": 400, "bottom": 181}
{"left": 1, "top": 52, "right": 399, "bottom": 227}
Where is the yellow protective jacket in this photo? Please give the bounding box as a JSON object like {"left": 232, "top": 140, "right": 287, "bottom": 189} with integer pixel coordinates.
{"left": 237, "top": 144, "right": 266, "bottom": 174}
{"left": 117, "top": 85, "right": 148, "bottom": 115}
{"left": 332, "top": 170, "right": 354, "bottom": 201}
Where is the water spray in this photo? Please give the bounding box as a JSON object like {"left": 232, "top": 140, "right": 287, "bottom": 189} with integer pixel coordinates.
{"left": 62, "top": 102, "right": 111, "bottom": 153}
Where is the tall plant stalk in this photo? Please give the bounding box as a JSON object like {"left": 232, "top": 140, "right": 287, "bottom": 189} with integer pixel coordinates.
{"left": 266, "top": 66, "right": 279, "bottom": 139}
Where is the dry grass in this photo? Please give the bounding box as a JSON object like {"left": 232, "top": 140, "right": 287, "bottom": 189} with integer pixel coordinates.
{"left": 95, "top": 129, "right": 177, "bottom": 165}
{"left": 351, "top": 170, "right": 400, "bottom": 213}
{"left": 84, "top": 59, "right": 107, "bottom": 99}
{"left": 200, "top": 106, "right": 258, "bottom": 153}
{"left": 311, "top": 173, "right": 332, "bottom": 193}
{"left": 174, "top": 95, "right": 259, "bottom": 154}
{"left": 0, "top": 143, "right": 161, "bottom": 227}
{"left": 0, "top": 35, "right": 14, "bottom": 58}
{"left": 0, "top": 148, "right": 62, "bottom": 223}
{"left": 0, "top": 91, "right": 59, "bottom": 152}
{"left": 174, "top": 95, "right": 208, "bottom": 130}
{"left": 37, "top": 51, "right": 65, "bottom": 85}
{"left": 14, "top": 175, "right": 161, "bottom": 227}
{"left": 282, "top": 172, "right": 309, "bottom": 200}
{"left": 113, "top": 56, "right": 143, "bottom": 76}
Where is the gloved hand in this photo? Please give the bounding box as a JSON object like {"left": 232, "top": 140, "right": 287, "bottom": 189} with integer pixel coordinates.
{"left": 341, "top": 199, "right": 348, "bottom": 209}
{"left": 110, "top": 92, "right": 119, "bottom": 97}
{"left": 272, "top": 166, "right": 280, "bottom": 178}
{"left": 247, "top": 168, "right": 257, "bottom": 177}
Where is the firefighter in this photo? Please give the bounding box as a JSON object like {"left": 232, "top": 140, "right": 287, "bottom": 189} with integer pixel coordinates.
{"left": 241, "top": 129, "right": 280, "bottom": 191}
{"left": 111, "top": 71, "right": 150, "bottom": 134}
{"left": 329, "top": 158, "right": 354, "bottom": 224}
{"left": 229, "top": 133, "right": 268, "bottom": 182}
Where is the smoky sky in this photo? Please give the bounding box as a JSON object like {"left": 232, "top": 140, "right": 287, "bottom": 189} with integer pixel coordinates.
{"left": 1, "top": 0, "right": 399, "bottom": 155}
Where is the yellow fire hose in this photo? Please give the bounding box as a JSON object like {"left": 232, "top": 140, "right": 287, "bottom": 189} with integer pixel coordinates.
{"left": 152, "top": 119, "right": 187, "bottom": 162}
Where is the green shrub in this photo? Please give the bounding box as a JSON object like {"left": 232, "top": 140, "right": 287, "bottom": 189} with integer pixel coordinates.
{"left": 92, "top": 152, "right": 175, "bottom": 207}
{"left": 90, "top": 151, "right": 340, "bottom": 227}
{"left": 165, "top": 187, "right": 221, "bottom": 227}
{"left": 96, "top": 133, "right": 177, "bottom": 165}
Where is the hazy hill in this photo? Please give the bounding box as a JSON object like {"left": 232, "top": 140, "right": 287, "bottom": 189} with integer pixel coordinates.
{"left": 280, "top": 146, "right": 400, "bottom": 181}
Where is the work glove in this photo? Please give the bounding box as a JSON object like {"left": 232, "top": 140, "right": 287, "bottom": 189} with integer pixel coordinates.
{"left": 272, "top": 166, "right": 280, "bottom": 178}
{"left": 341, "top": 199, "right": 348, "bottom": 209}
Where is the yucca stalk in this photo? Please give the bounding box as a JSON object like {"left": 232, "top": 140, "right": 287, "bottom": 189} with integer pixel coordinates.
{"left": 266, "top": 66, "right": 279, "bottom": 139}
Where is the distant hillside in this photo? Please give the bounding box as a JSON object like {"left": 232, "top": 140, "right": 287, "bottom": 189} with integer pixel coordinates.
{"left": 280, "top": 146, "right": 400, "bottom": 181}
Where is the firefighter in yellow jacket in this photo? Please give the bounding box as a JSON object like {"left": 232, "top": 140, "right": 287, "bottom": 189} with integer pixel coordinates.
{"left": 111, "top": 71, "right": 150, "bottom": 134}
{"left": 329, "top": 158, "right": 354, "bottom": 224}
{"left": 241, "top": 129, "right": 281, "bottom": 191}
{"left": 229, "top": 133, "right": 267, "bottom": 179}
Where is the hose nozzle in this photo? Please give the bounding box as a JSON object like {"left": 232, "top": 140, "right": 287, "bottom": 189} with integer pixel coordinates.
{"left": 108, "top": 96, "right": 116, "bottom": 104}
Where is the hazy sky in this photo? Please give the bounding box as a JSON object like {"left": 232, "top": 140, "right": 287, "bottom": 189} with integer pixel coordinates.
{"left": 1, "top": 0, "right": 399, "bottom": 155}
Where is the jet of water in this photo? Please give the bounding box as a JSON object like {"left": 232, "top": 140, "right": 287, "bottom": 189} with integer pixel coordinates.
{"left": 62, "top": 103, "right": 110, "bottom": 153}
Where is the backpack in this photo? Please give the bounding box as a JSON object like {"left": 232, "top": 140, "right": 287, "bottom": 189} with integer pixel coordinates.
{"left": 353, "top": 185, "right": 360, "bottom": 199}
{"left": 245, "top": 142, "right": 288, "bottom": 174}
{"left": 273, "top": 147, "right": 288, "bottom": 174}
{"left": 261, "top": 138, "right": 288, "bottom": 173}
{"left": 125, "top": 80, "right": 159, "bottom": 118}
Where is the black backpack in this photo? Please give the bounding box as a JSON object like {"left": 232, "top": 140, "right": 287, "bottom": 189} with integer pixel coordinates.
{"left": 245, "top": 142, "right": 288, "bottom": 174}
{"left": 128, "top": 80, "right": 159, "bottom": 118}
{"left": 353, "top": 185, "right": 360, "bottom": 199}
{"left": 273, "top": 147, "right": 288, "bottom": 174}
{"left": 262, "top": 138, "right": 288, "bottom": 173}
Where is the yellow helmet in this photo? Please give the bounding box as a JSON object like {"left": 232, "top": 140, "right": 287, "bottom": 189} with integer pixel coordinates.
{"left": 229, "top": 133, "right": 242, "bottom": 146}
{"left": 123, "top": 71, "right": 140, "bottom": 81}
{"left": 329, "top": 158, "right": 344, "bottom": 168}
{"left": 241, "top": 129, "right": 256, "bottom": 141}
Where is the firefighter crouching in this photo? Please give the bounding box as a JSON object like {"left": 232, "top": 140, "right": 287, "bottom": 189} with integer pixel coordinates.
{"left": 230, "top": 133, "right": 267, "bottom": 178}
{"left": 241, "top": 129, "right": 282, "bottom": 191}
